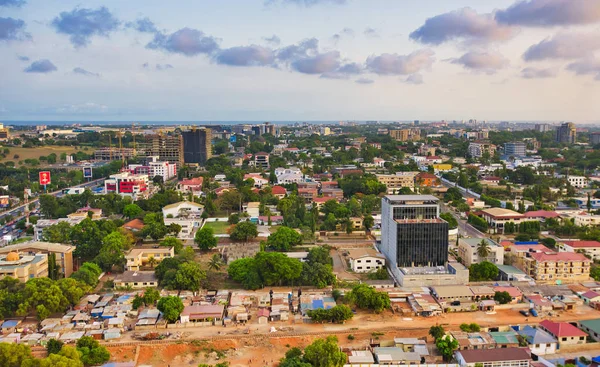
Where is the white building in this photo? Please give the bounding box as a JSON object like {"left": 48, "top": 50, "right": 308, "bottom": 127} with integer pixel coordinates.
{"left": 243, "top": 174, "right": 269, "bottom": 188}
{"left": 164, "top": 217, "right": 202, "bottom": 239}
{"left": 347, "top": 248, "right": 386, "bottom": 273}
{"left": 128, "top": 156, "right": 177, "bottom": 181}
{"left": 457, "top": 238, "right": 504, "bottom": 267}
{"left": 275, "top": 167, "right": 302, "bottom": 177}
{"left": 104, "top": 172, "right": 149, "bottom": 199}
{"left": 277, "top": 173, "right": 304, "bottom": 185}
{"left": 567, "top": 175, "right": 588, "bottom": 188}
{"left": 162, "top": 201, "right": 204, "bottom": 218}
{"left": 575, "top": 213, "right": 600, "bottom": 227}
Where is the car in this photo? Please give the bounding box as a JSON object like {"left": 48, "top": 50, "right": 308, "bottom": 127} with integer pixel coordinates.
{"left": 519, "top": 310, "right": 529, "bottom": 317}
{"left": 450, "top": 301, "right": 461, "bottom": 306}
{"left": 529, "top": 308, "right": 538, "bottom": 317}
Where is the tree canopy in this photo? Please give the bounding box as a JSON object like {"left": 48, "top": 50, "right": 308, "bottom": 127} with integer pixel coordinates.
{"left": 157, "top": 296, "right": 184, "bottom": 323}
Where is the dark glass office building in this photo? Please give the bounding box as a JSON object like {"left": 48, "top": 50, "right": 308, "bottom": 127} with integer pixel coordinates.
{"left": 182, "top": 128, "right": 212, "bottom": 165}
{"left": 381, "top": 195, "right": 449, "bottom": 268}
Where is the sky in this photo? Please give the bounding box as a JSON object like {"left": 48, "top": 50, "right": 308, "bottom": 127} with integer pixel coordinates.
{"left": 1, "top": 0, "right": 600, "bottom": 122}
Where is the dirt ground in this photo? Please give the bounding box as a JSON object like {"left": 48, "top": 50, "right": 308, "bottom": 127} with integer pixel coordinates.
{"left": 106, "top": 304, "right": 600, "bottom": 366}
{"left": 0, "top": 146, "right": 81, "bottom": 165}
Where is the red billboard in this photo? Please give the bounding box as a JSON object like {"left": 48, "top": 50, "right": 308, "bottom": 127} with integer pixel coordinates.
{"left": 39, "top": 171, "right": 51, "bottom": 185}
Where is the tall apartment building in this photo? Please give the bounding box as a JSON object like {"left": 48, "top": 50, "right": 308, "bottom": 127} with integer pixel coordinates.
{"left": 535, "top": 123, "right": 551, "bottom": 133}
{"left": 468, "top": 141, "right": 496, "bottom": 158}
{"left": 519, "top": 252, "right": 590, "bottom": 284}
{"left": 590, "top": 132, "right": 600, "bottom": 145}
{"left": 182, "top": 127, "right": 212, "bottom": 165}
{"left": 128, "top": 156, "right": 177, "bottom": 181}
{"left": 94, "top": 147, "right": 136, "bottom": 161}
{"left": 376, "top": 172, "right": 418, "bottom": 194}
{"left": 504, "top": 141, "right": 526, "bottom": 158}
{"left": 389, "top": 129, "right": 420, "bottom": 142}
{"left": 556, "top": 122, "right": 576, "bottom": 144}
{"left": 253, "top": 152, "right": 270, "bottom": 169}
{"left": 139, "top": 134, "right": 183, "bottom": 164}
{"left": 381, "top": 195, "right": 449, "bottom": 269}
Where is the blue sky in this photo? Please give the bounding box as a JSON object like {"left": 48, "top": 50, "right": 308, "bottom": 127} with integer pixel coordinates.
{"left": 1, "top": 0, "right": 600, "bottom": 121}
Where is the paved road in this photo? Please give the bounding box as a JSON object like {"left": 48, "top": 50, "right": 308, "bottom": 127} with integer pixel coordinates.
{"left": 440, "top": 202, "right": 484, "bottom": 238}
{"left": 329, "top": 248, "right": 359, "bottom": 281}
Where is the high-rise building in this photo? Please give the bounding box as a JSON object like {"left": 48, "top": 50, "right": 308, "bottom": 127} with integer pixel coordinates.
{"left": 590, "top": 132, "right": 600, "bottom": 145}
{"left": 381, "top": 195, "right": 449, "bottom": 269}
{"left": 535, "top": 123, "right": 551, "bottom": 133}
{"left": 182, "top": 127, "right": 213, "bottom": 165}
{"left": 139, "top": 134, "right": 183, "bottom": 164}
{"left": 556, "top": 122, "right": 576, "bottom": 144}
{"left": 468, "top": 141, "right": 496, "bottom": 158}
{"left": 504, "top": 141, "right": 526, "bottom": 158}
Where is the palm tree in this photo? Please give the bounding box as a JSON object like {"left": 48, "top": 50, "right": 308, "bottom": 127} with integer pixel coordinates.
{"left": 476, "top": 239, "right": 491, "bottom": 260}
{"left": 147, "top": 256, "right": 157, "bottom": 269}
{"left": 208, "top": 254, "right": 224, "bottom": 271}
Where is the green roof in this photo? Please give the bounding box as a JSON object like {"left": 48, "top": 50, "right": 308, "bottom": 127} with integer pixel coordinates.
{"left": 496, "top": 264, "right": 526, "bottom": 275}
{"left": 489, "top": 331, "right": 519, "bottom": 344}
{"left": 580, "top": 318, "right": 600, "bottom": 334}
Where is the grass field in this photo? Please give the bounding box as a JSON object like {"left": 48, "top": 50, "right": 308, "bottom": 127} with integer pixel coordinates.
{"left": 0, "top": 146, "right": 83, "bottom": 165}
{"left": 203, "top": 221, "right": 231, "bottom": 234}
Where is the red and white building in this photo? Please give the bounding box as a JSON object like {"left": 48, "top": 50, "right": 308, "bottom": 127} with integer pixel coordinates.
{"left": 178, "top": 177, "right": 204, "bottom": 195}
{"left": 128, "top": 156, "right": 176, "bottom": 182}
{"left": 105, "top": 172, "right": 149, "bottom": 199}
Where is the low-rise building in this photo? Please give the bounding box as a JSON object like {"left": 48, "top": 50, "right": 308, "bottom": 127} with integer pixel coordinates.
{"left": 458, "top": 238, "right": 504, "bottom": 266}
{"left": 347, "top": 248, "right": 386, "bottom": 273}
{"left": 520, "top": 251, "right": 591, "bottom": 283}
{"left": 372, "top": 347, "right": 420, "bottom": 365}
{"left": 244, "top": 173, "right": 269, "bottom": 188}
{"left": 579, "top": 318, "right": 600, "bottom": 342}
{"left": 162, "top": 201, "right": 204, "bottom": 218}
{"left": 581, "top": 290, "right": 600, "bottom": 304}
{"left": 492, "top": 286, "right": 522, "bottom": 303}
{"left": 113, "top": 271, "right": 158, "bottom": 289}
{"left": 430, "top": 285, "right": 473, "bottom": 306}
{"left": 67, "top": 207, "right": 103, "bottom": 220}
{"left": 567, "top": 175, "right": 588, "bottom": 188}
{"left": 376, "top": 172, "right": 418, "bottom": 194}
{"left": 415, "top": 172, "right": 440, "bottom": 187}
{"left": 539, "top": 320, "right": 587, "bottom": 347}
{"left": 0, "top": 252, "right": 48, "bottom": 281}
{"left": 479, "top": 208, "right": 524, "bottom": 234}
{"left": 0, "top": 242, "right": 74, "bottom": 277}
{"left": 455, "top": 348, "right": 530, "bottom": 367}
{"left": 34, "top": 217, "right": 85, "bottom": 241}
{"left": 104, "top": 172, "right": 149, "bottom": 199}
{"left": 575, "top": 213, "right": 600, "bottom": 227}
{"left": 180, "top": 304, "right": 224, "bottom": 324}
{"left": 517, "top": 325, "right": 557, "bottom": 355}
{"left": 126, "top": 247, "right": 174, "bottom": 271}
{"left": 164, "top": 217, "right": 202, "bottom": 239}
{"left": 177, "top": 177, "right": 203, "bottom": 194}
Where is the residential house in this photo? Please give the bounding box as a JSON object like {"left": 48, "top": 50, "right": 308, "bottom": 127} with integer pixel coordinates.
{"left": 451, "top": 331, "right": 495, "bottom": 351}
{"left": 458, "top": 238, "right": 504, "bottom": 266}
{"left": 430, "top": 285, "right": 473, "bottom": 306}
{"left": 539, "top": 320, "right": 587, "bottom": 347}
{"left": 113, "top": 271, "right": 158, "bottom": 289}
{"left": 67, "top": 207, "right": 103, "bottom": 220}
{"left": 470, "top": 286, "right": 495, "bottom": 301}
{"left": 347, "top": 248, "right": 386, "bottom": 273}
{"left": 177, "top": 177, "right": 204, "bottom": 194}
{"left": 122, "top": 218, "right": 145, "bottom": 232}
{"left": 579, "top": 318, "right": 600, "bottom": 342}
{"left": 517, "top": 325, "right": 557, "bottom": 355}
{"left": 180, "top": 304, "right": 225, "bottom": 324}
{"left": 244, "top": 173, "right": 269, "bottom": 188}
{"left": 372, "top": 347, "right": 420, "bottom": 365}
{"left": 271, "top": 185, "right": 287, "bottom": 199}
{"left": 523, "top": 210, "right": 560, "bottom": 222}
{"left": 559, "top": 240, "right": 600, "bottom": 261}
{"left": 520, "top": 251, "right": 591, "bottom": 284}
{"left": 581, "top": 291, "right": 600, "bottom": 305}
{"left": 479, "top": 208, "right": 524, "bottom": 234}
{"left": 415, "top": 172, "right": 440, "bottom": 187}
{"left": 162, "top": 201, "right": 204, "bottom": 218}
{"left": 126, "top": 247, "right": 174, "bottom": 271}
{"left": 321, "top": 188, "right": 344, "bottom": 200}
{"left": 492, "top": 286, "right": 523, "bottom": 303}
{"left": 489, "top": 330, "right": 520, "bottom": 348}
{"left": 455, "top": 348, "right": 530, "bottom": 367}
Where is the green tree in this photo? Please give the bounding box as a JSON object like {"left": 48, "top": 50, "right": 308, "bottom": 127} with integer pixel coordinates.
{"left": 39, "top": 194, "right": 59, "bottom": 218}
{"left": 76, "top": 336, "right": 110, "bottom": 366}
{"left": 143, "top": 288, "right": 160, "bottom": 306}
{"left": 476, "top": 239, "right": 491, "bottom": 260}
{"left": 36, "top": 345, "right": 83, "bottom": 367}
{"left": 227, "top": 258, "right": 262, "bottom": 290}
{"left": 0, "top": 342, "right": 35, "bottom": 367}
{"left": 228, "top": 213, "right": 240, "bottom": 224}
{"left": 46, "top": 338, "right": 64, "bottom": 355}
{"left": 17, "top": 278, "right": 69, "bottom": 320}
{"left": 429, "top": 325, "right": 445, "bottom": 341}
{"left": 157, "top": 296, "right": 184, "bottom": 323}
{"left": 267, "top": 226, "right": 302, "bottom": 251}
{"left": 440, "top": 213, "right": 458, "bottom": 229}
{"left": 307, "top": 305, "right": 353, "bottom": 323}
{"left": 460, "top": 323, "right": 481, "bottom": 332}
{"left": 255, "top": 251, "right": 302, "bottom": 286}
{"left": 367, "top": 267, "right": 388, "bottom": 280}
{"left": 173, "top": 261, "right": 206, "bottom": 291}
{"left": 208, "top": 253, "right": 224, "bottom": 271}
{"left": 94, "top": 231, "right": 128, "bottom": 271}
{"left": 160, "top": 237, "right": 184, "bottom": 254}
{"left": 469, "top": 261, "right": 499, "bottom": 281}
{"left": 42, "top": 221, "right": 72, "bottom": 243}
{"left": 301, "top": 262, "right": 336, "bottom": 288}
{"left": 70, "top": 262, "right": 102, "bottom": 287}
{"left": 229, "top": 221, "right": 259, "bottom": 242}
{"left": 363, "top": 214, "right": 374, "bottom": 231}
{"left": 57, "top": 278, "right": 90, "bottom": 306}
{"left": 435, "top": 335, "right": 459, "bottom": 362}
{"left": 195, "top": 226, "right": 218, "bottom": 250}
{"left": 123, "top": 203, "right": 142, "bottom": 219}
{"left": 307, "top": 247, "right": 332, "bottom": 265}
{"left": 302, "top": 336, "right": 346, "bottom": 367}
{"left": 494, "top": 291, "right": 512, "bottom": 305}
{"left": 47, "top": 253, "right": 60, "bottom": 280}
{"left": 346, "top": 283, "right": 390, "bottom": 313}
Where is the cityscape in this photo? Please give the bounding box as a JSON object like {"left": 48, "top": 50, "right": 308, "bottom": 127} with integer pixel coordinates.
{"left": 2, "top": 1, "right": 600, "bottom": 367}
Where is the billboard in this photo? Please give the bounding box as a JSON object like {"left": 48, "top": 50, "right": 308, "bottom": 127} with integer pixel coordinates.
{"left": 83, "top": 166, "right": 93, "bottom": 178}
{"left": 229, "top": 135, "right": 237, "bottom": 143}
{"left": 0, "top": 196, "right": 8, "bottom": 208}
{"left": 39, "top": 171, "right": 51, "bottom": 185}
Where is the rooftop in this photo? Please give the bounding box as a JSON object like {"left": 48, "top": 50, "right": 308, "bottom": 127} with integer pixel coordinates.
{"left": 127, "top": 247, "right": 173, "bottom": 257}
{"left": 580, "top": 318, "right": 600, "bottom": 334}
{"left": 458, "top": 348, "right": 531, "bottom": 363}
{"left": 461, "top": 237, "right": 500, "bottom": 248}
{"left": 530, "top": 251, "right": 590, "bottom": 262}
{"left": 114, "top": 271, "right": 157, "bottom": 283}
{"left": 0, "top": 241, "right": 74, "bottom": 254}
{"left": 431, "top": 285, "right": 473, "bottom": 298}
{"left": 384, "top": 194, "right": 439, "bottom": 203}
{"left": 518, "top": 325, "right": 557, "bottom": 345}
{"left": 540, "top": 320, "right": 588, "bottom": 337}
{"left": 524, "top": 210, "right": 560, "bottom": 218}
{"left": 163, "top": 201, "right": 204, "bottom": 210}
{"left": 561, "top": 240, "right": 600, "bottom": 248}
{"left": 481, "top": 207, "right": 524, "bottom": 218}
{"left": 347, "top": 248, "right": 385, "bottom": 260}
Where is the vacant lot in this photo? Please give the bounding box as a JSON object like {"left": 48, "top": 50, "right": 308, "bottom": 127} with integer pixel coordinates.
{"left": 0, "top": 146, "right": 83, "bottom": 166}
{"left": 204, "top": 221, "right": 232, "bottom": 234}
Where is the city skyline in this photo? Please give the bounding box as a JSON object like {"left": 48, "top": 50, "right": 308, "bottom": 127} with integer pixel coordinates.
{"left": 2, "top": 0, "right": 600, "bottom": 121}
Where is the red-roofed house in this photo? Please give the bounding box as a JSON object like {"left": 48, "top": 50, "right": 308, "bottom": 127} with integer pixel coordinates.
{"left": 560, "top": 240, "right": 600, "bottom": 261}
{"left": 122, "top": 218, "right": 145, "bottom": 232}
{"left": 312, "top": 197, "right": 330, "bottom": 209}
{"left": 258, "top": 215, "right": 284, "bottom": 225}
{"left": 539, "top": 320, "right": 587, "bottom": 346}
{"left": 271, "top": 185, "right": 287, "bottom": 199}
{"left": 178, "top": 177, "right": 204, "bottom": 194}
{"left": 524, "top": 210, "right": 560, "bottom": 221}
{"left": 416, "top": 172, "right": 440, "bottom": 187}
{"left": 244, "top": 173, "right": 269, "bottom": 188}
{"left": 582, "top": 291, "right": 600, "bottom": 304}
{"left": 492, "top": 286, "right": 522, "bottom": 303}
{"left": 522, "top": 251, "right": 591, "bottom": 283}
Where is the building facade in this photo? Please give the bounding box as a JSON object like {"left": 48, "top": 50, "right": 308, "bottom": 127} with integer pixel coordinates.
{"left": 0, "top": 242, "right": 74, "bottom": 277}
{"left": 0, "top": 252, "right": 48, "bottom": 282}
{"left": 104, "top": 172, "right": 149, "bottom": 199}
{"left": 182, "top": 128, "right": 212, "bottom": 165}
{"left": 556, "top": 122, "right": 576, "bottom": 144}
{"left": 468, "top": 141, "right": 496, "bottom": 158}
{"left": 504, "top": 142, "right": 526, "bottom": 158}
{"left": 520, "top": 252, "right": 591, "bottom": 283}
{"left": 458, "top": 238, "right": 504, "bottom": 267}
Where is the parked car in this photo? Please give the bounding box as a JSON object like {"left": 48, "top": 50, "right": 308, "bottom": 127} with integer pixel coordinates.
{"left": 529, "top": 308, "right": 538, "bottom": 317}
{"left": 519, "top": 310, "right": 529, "bottom": 317}
{"left": 450, "top": 301, "right": 461, "bottom": 306}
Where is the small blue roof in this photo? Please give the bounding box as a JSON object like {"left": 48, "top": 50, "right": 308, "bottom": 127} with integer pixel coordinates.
{"left": 312, "top": 300, "right": 324, "bottom": 309}
{"left": 518, "top": 325, "right": 557, "bottom": 345}
{"left": 1, "top": 320, "right": 19, "bottom": 328}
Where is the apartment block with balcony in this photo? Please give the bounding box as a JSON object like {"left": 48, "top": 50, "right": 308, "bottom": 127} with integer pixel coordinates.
{"left": 126, "top": 247, "right": 175, "bottom": 271}
{"left": 519, "top": 251, "right": 591, "bottom": 284}
{"left": 376, "top": 172, "right": 418, "bottom": 194}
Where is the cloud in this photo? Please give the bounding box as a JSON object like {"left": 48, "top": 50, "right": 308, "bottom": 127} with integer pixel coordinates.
{"left": 73, "top": 67, "right": 100, "bottom": 77}
{"left": 0, "top": 17, "right": 30, "bottom": 42}
{"left": 566, "top": 58, "right": 600, "bottom": 80}
{"left": 409, "top": 7, "right": 514, "bottom": 45}
{"left": 215, "top": 45, "right": 275, "bottom": 66}
{"left": 521, "top": 66, "right": 558, "bottom": 79}
{"left": 451, "top": 50, "right": 509, "bottom": 73}
{"left": 17, "top": 55, "right": 29, "bottom": 61}
{"left": 263, "top": 35, "right": 281, "bottom": 46}
{"left": 0, "top": 0, "right": 25, "bottom": 7}
{"left": 156, "top": 64, "right": 174, "bottom": 70}
{"left": 404, "top": 74, "right": 424, "bottom": 84}
{"left": 523, "top": 32, "right": 600, "bottom": 61}
{"left": 51, "top": 7, "right": 120, "bottom": 48}
{"left": 496, "top": 0, "right": 600, "bottom": 27}
{"left": 147, "top": 28, "right": 220, "bottom": 56}
{"left": 55, "top": 102, "right": 108, "bottom": 114}
{"left": 24, "top": 59, "right": 57, "bottom": 73}
{"left": 364, "top": 27, "right": 379, "bottom": 38}
{"left": 320, "top": 62, "right": 363, "bottom": 79}
{"left": 276, "top": 38, "right": 318, "bottom": 61}
{"left": 355, "top": 78, "right": 374, "bottom": 84}
{"left": 126, "top": 17, "right": 158, "bottom": 33}
{"left": 266, "top": 0, "right": 347, "bottom": 7}
{"left": 291, "top": 51, "right": 341, "bottom": 74}
{"left": 366, "top": 49, "right": 435, "bottom": 75}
